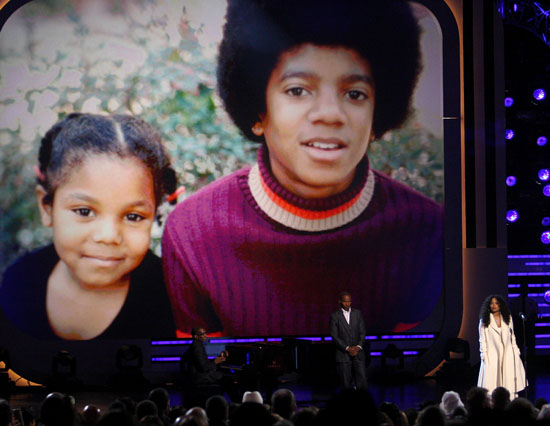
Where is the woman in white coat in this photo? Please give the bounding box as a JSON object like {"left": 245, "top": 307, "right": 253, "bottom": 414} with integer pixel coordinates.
{"left": 477, "top": 295, "right": 527, "bottom": 397}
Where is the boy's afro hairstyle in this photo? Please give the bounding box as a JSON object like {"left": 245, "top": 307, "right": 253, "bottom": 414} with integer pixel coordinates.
{"left": 217, "top": 0, "right": 422, "bottom": 142}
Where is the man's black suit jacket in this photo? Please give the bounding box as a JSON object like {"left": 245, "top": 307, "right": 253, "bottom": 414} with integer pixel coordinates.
{"left": 183, "top": 340, "right": 222, "bottom": 385}
{"left": 329, "top": 308, "right": 367, "bottom": 363}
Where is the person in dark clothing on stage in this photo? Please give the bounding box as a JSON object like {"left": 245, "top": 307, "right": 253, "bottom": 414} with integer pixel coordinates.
{"left": 183, "top": 327, "right": 227, "bottom": 386}
{"left": 330, "top": 292, "right": 368, "bottom": 390}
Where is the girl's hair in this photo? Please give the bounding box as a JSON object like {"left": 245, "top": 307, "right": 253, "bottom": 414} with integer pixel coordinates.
{"left": 37, "top": 113, "right": 177, "bottom": 207}
{"left": 479, "top": 294, "right": 511, "bottom": 327}
{"left": 217, "top": 0, "right": 422, "bottom": 142}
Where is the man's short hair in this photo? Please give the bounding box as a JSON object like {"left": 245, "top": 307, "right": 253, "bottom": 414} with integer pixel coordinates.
{"left": 218, "top": 0, "right": 422, "bottom": 142}
{"left": 339, "top": 291, "right": 351, "bottom": 301}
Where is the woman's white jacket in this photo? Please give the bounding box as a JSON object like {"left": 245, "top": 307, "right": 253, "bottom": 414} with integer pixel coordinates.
{"left": 477, "top": 313, "right": 527, "bottom": 394}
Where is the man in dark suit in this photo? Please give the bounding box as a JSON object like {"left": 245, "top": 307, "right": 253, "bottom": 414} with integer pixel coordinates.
{"left": 183, "top": 327, "right": 227, "bottom": 386}
{"left": 330, "top": 291, "right": 368, "bottom": 390}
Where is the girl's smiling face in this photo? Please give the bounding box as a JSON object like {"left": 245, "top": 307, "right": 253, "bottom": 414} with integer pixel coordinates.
{"left": 37, "top": 154, "right": 156, "bottom": 289}
{"left": 255, "top": 44, "right": 375, "bottom": 199}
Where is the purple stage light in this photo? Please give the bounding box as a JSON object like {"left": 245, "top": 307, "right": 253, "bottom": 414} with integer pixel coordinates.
{"left": 542, "top": 231, "right": 550, "bottom": 244}
{"left": 534, "top": 88, "right": 546, "bottom": 101}
{"left": 543, "top": 217, "right": 550, "bottom": 227}
{"left": 539, "top": 169, "right": 550, "bottom": 181}
{"left": 544, "top": 185, "right": 550, "bottom": 197}
{"left": 506, "top": 176, "right": 517, "bottom": 186}
{"left": 538, "top": 136, "right": 548, "bottom": 146}
{"left": 505, "top": 129, "right": 515, "bottom": 140}
{"left": 505, "top": 97, "right": 514, "bottom": 107}
{"left": 513, "top": 3, "right": 518, "bottom": 12}
{"left": 507, "top": 210, "right": 519, "bottom": 222}
{"left": 545, "top": 290, "right": 550, "bottom": 304}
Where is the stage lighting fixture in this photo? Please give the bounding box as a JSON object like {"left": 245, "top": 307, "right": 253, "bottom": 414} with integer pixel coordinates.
{"left": 505, "top": 129, "right": 515, "bottom": 140}
{"left": 538, "top": 169, "right": 550, "bottom": 181}
{"left": 507, "top": 210, "right": 519, "bottom": 222}
{"left": 543, "top": 217, "right": 550, "bottom": 227}
{"left": 533, "top": 88, "right": 546, "bottom": 101}
{"left": 544, "top": 185, "right": 550, "bottom": 197}
{"left": 505, "top": 97, "right": 514, "bottom": 107}
{"left": 544, "top": 290, "right": 550, "bottom": 304}
{"left": 537, "top": 136, "right": 547, "bottom": 146}
{"left": 541, "top": 231, "right": 550, "bottom": 244}
{"left": 506, "top": 176, "right": 517, "bottom": 186}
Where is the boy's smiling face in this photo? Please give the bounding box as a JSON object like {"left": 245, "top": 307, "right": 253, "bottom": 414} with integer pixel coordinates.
{"left": 255, "top": 43, "right": 376, "bottom": 199}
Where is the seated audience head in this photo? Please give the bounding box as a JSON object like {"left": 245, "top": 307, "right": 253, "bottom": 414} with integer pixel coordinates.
{"left": 491, "top": 387, "right": 511, "bottom": 411}
{"left": 242, "top": 391, "right": 263, "bottom": 404}
{"left": 135, "top": 400, "right": 158, "bottom": 421}
{"left": 439, "top": 391, "right": 465, "bottom": 418}
{"left": 505, "top": 398, "right": 537, "bottom": 426}
{"left": 96, "top": 409, "right": 134, "bottom": 426}
{"left": 205, "top": 395, "right": 229, "bottom": 424}
{"left": 138, "top": 415, "right": 163, "bottom": 426}
{"left": 0, "top": 399, "right": 11, "bottom": 426}
{"left": 230, "top": 402, "right": 275, "bottom": 426}
{"left": 81, "top": 405, "right": 101, "bottom": 426}
{"left": 465, "top": 387, "right": 491, "bottom": 415}
{"left": 536, "top": 398, "right": 550, "bottom": 411}
{"left": 148, "top": 387, "right": 170, "bottom": 415}
{"left": 316, "top": 389, "right": 378, "bottom": 425}
{"left": 291, "top": 407, "right": 318, "bottom": 426}
{"left": 40, "top": 392, "right": 75, "bottom": 426}
{"left": 271, "top": 389, "right": 297, "bottom": 420}
{"left": 415, "top": 405, "right": 446, "bottom": 426}
{"left": 379, "top": 401, "right": 406, "bottom": 426}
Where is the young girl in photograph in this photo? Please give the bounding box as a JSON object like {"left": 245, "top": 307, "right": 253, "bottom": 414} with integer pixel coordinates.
{"left": 0, "top": 113, "right": 177, "bottom": 340}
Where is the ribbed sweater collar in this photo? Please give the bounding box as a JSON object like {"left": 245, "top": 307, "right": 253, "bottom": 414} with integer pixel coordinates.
{"left": 246, "top": 144, "right": 375, "bottom": 232}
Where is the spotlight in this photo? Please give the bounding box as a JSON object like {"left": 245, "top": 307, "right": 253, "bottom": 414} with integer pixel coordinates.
{"left": 505, "top": 97, "right": 514, "bottom": 107}
{"left": 542, "top": 217, "right": 550, "bottom": 227}
{"left": 542, "top": 231, "right": 550, "bottom": 244}
{"left": 533, "top": 88, "right": 546, "bottom": 101}
{"left": 507, "top": 210, "right": 519, "bottom": 222}
{"left": 505, "top": 129, "right": 515, "bottom": 140}
{"left": 506, "top": 176, "right": 517, "bottom": 186}
{"left": 539, "top": 169, "right": 550, "bottom": 181}
{"left": 544, "top": 186, "right": 550, "bottom": 197}
{"left": 545, "top": 290, "right": 550, "bottom": 304}
{"left": 538, "top": 136, "right": 547, "bottom": 146}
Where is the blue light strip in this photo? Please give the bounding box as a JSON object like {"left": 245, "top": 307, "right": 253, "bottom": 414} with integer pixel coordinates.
{"left": 152, "top": 357, "right": 181, "bottom": 362}
{"left": 528, "top": 293, "right": 546, "bottom": 297}
{"left": 403, "top": 351, "right": 419, "bottom": 356}
{"left": 540, "top": 314, "right": 550, "bottom": 317}
{"left": 296, "top": 337, "right": 323, "bottom": 341}
{"left": 267, "top": 338, "right": 282, "bottom": 342}
{"left": 525, "top": 262, "right": 550, "bottom": 266}
{"left": 508, "top": 254, "right": 550, "bottom": 258}
{"left": 535, "top": 323, "right": 550, "bottom": 326}
{"left": 365, "top": 336, "right": 378, "bottom": 340}
{"left": 539, "top": 304, "right": 550, "bottom": 307}
{"left": 529, "top": 283, "right": 550, "bottom": 287}
{"left": 535, "top": 334, "right": 550, "bottom": 338}
{"left": 370, "top": 352, "right": 382, "bottom": 356}
{"left": 509, "top": 272, "right": 550, "bottom": 276}
{"left": 535, "top": 345, "right": 550, "bottom": 349}
{"left": 508, "top": 294, "right": 520, "bottom": 297}
{"left": 324, "top": 337, "right": 333, "bottom": 341}
{"left": 152, "top": 340, "right": 193, "bottom": 345}
{"left": 381, "top": 334, "right": 435, "bottom": 339}
{"left": 508, "top": 284, "right": 521, "bottom": 288}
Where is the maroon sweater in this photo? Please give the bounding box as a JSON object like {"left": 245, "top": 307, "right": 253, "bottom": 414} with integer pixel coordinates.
{"left": 162, "top": 148, "right": 443, "bottom": 336}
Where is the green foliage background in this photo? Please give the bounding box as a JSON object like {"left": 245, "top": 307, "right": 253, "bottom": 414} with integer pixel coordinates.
{"left": 0, "top": 0, "right": 443, "bottom": 273}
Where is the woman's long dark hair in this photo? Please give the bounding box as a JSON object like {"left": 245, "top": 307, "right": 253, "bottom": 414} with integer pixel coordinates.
{"left": 479, "top": 294, "right": 511, "bottom": 327}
